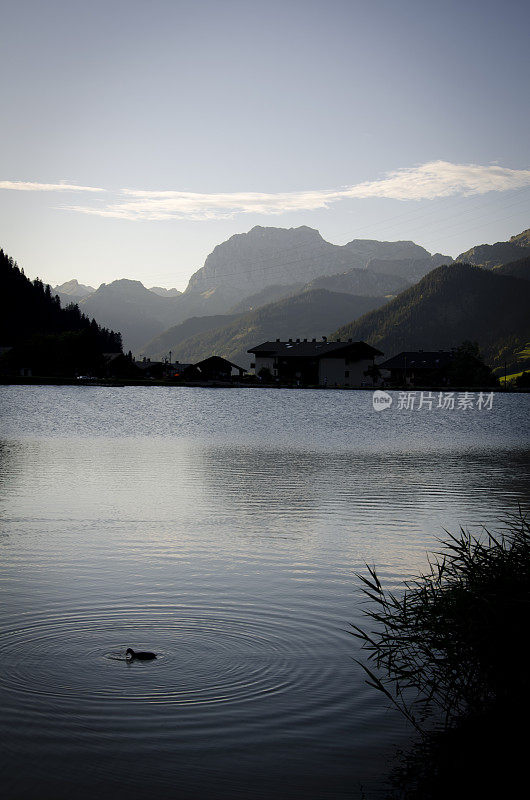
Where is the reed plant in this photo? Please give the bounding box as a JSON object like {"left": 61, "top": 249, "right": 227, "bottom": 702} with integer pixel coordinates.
{"left": 351, "top": 509, "right": 530, "bottom": 734}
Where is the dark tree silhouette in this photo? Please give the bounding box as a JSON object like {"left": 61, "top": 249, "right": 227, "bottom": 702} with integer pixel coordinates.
{"left": 0, "top": 248, "right": 122, "bottom": 376}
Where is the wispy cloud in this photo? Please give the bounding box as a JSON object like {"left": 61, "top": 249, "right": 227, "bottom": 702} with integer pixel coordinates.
{"left": 342, "top": 161, "right": 530, "bottom": 200}
{"left": 0, "top": 180, "right": 104, "bottom": 192}
{"left": 2, "top": 161, "right": 530, "bottom": 220}
{"left": 68, "top": 188, "right": 340, "bottom": 221}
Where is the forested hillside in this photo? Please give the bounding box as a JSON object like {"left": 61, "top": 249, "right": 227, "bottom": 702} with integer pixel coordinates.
{"left": 332, "top": 263, "right": 530, "bottom": 374}
{"left": 141, "top": 313, "right": 241, "bottom": 359}
{"left": 456, "top": 228, "right": 530, "bottom": 268}
{"left": 161, "top": 289, "right": 389, "bottom": 367}
{"left": 0, "top": 249, "right": 122, "bottom": 376}
{"left": 492, "top": 255, "right": 530, "bottom": 281}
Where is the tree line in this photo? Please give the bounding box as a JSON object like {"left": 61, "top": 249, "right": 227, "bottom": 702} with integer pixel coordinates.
{"left": 0, "top": 249, "right": 122, "bottom": 376}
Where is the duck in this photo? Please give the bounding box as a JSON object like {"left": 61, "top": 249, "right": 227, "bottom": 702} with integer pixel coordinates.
{"left": 126, "top": 647, "right": 157, "bottom": 661}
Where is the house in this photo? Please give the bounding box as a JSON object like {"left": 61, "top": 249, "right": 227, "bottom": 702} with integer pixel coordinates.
{"left": 134, "top": 357, "right": 166, "bottom": 379}
{"left": 378, "top": 350, "right": 454, "bottom": 386}
{"left": 248, "top": 338, "right": 383, "bottom": 387}
{"left": 183, "top": 355, "right": 246, "bottom": 382}
{"left": 170, "top": 361, "right": 193, "bottom": 378}
{"left": 133, "top": 357, "right": 195, "bottom": 379}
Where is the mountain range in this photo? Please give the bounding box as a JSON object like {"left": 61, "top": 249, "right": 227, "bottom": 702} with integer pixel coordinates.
{"left": 44, "top": 224, "right": 530, "bottom": 376}
{"left": 54, "top": 278, "right": 96, "bottom": 306}
{"left": 142, "top": 290, "right": 389, "bottom": 367}
{"left": 185, "top": 225, "right": 450, "bottom": 301}
{"left": 54, "top": 226, "right": 453, "bottom": 352}
{"left": 456, "top": 228, "right": 530, "bottom": 268}
{"left": 148, "top": 286, "right": 182, "bottom": 297}
{"left": 332, "top": 257, "right": 530, "bottom": 375}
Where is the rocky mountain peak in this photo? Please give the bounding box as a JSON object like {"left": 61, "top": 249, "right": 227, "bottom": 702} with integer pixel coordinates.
{"left": 53, "top": 279, "right": 95, "bottom": 297}
{"left": 184, "top": 226, "right": 451, "bottom": 303}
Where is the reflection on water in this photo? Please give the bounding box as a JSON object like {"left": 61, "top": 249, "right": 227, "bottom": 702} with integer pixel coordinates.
{"left": 0, "top": 387, "right": 529, "bottom": 799}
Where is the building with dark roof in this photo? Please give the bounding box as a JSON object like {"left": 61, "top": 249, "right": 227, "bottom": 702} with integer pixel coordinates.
{"left": 183, "top": 355, "right": 246, "bottom": 382}
{"left": 248, "top": 338, "right": 383, "bottom": 387}
{"left": 378, "top": 350, "right": 454, "bottom": 386}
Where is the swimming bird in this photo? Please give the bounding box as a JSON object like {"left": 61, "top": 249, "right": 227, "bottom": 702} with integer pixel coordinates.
{"left": 126, "top": 648, "right": 157, "bottom": 660}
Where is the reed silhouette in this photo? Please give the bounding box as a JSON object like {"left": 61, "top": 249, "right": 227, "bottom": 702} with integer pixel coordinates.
{"left": 352, "top": 509, "right": 530, "bottom": 797}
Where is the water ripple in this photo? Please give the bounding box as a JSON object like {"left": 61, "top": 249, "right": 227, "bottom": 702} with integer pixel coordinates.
{"left": 0, "top": 601, "right": 343, "bottom": 718}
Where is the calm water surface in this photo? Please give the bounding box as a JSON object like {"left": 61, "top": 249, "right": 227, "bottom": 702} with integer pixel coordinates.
{"left": 1, "top": 386, "right": 529, "bottom": 799}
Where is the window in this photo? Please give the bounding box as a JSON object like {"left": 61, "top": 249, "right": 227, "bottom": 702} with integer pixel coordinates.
{"left": 250, "top": 362, "right": 255, "bottom": 369}
{"left": 345, "top": 370, "right": 350, "bottom": 378}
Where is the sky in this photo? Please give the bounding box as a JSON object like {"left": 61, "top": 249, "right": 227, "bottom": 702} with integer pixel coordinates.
{"left": 1, "top": 0, "right": 529, "bottom": 290}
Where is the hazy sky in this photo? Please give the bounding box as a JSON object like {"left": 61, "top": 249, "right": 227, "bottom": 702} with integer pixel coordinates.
{"left": 1, "top": 0, "right": 529, "bottom": 290}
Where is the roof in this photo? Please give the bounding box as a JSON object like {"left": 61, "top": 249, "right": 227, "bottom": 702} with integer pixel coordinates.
{"left": 378, "top": 351, "right": 454, "bottom": 370}
{"left": 134, "top": 359, "right": 163, "bottom": 370}
{"left": 193, "top": 355, "right": 246, "bottom": 371}
{"left": 248, "top": 339, "right": 382, "bottom": 359}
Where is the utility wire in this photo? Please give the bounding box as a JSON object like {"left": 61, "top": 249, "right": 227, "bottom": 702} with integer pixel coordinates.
{"left": 146, "top": 187, "right": 530, "bottom": 284}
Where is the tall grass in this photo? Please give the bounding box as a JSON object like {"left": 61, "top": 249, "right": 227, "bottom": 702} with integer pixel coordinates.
{"left": 351, "top": 509, "right": 530, "bottom": 734}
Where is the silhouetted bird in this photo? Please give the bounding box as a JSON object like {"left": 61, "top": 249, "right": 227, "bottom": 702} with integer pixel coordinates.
{"left": 126, "top": 648, "right": 156, "bottom": 660}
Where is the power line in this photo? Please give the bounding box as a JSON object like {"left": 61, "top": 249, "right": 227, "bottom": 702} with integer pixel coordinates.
{"left": 145, "top": 188, "right": 530, "bottom": 284}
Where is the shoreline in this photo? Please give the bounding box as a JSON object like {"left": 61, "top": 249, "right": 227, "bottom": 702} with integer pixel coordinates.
{"left": 0, "top": 376, "right": 527, "bottom": 392}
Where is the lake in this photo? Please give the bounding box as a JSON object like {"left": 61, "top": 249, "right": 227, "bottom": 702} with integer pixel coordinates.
{"left": 1, "top": 386, "right": 529, "bottom": 799}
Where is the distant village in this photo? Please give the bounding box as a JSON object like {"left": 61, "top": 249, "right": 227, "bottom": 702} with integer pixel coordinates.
{"left": 117, "top": 339, "right": 486, "bottom": 389}
{"left": 3, "top": 224, "right": 529, "bottom": 390}
{"left": 1, "top": 325, "right": 513, "bottom": 388}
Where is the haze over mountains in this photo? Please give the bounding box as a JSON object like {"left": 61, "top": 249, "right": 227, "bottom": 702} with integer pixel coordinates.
{"left": 185, "top": 225, "right": 450, "bottom": 300}
{"left": 148, "top": 286, "right": 182, "bottom": 298}
{"left": 78, "top": 280, "right": 188, "bottom": 352}
{"left": 43, "top": 224, "right": 530, "bottom": 376}
{"left": 143, "top": 290, "right": 388, "bottom": 367}
{"left": 54, "top": 225, "right": 453, "bottom": 352}
{"left": 54, "top": 279, "right": 96, "bottom": 306}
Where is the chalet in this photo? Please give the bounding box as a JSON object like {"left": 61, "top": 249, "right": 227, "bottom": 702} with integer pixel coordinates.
{"left": 183, "top": 355, "right": 246, "bottom": 382}
{"left": 378, "top": 350, "right": 454, "bottom": 386}
{"left": 248, "top": 338, "right": 383, "bottom": 387}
